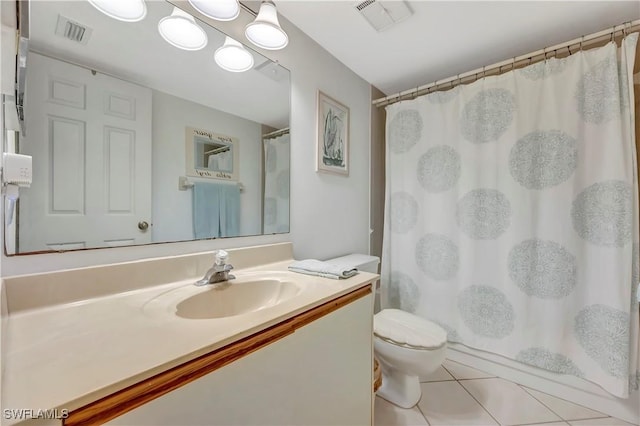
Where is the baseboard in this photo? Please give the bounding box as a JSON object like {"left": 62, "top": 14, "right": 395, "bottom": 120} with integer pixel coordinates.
{"left": 447, "top": 344, "right": 640, "bottom": 425}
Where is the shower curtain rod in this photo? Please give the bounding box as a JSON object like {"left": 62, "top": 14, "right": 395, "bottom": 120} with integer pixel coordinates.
{"left": 373, "top": 19, "right": 640, "bottom": 108}
{"left": 263, "top": 127, "right": 290, "bottom": 139}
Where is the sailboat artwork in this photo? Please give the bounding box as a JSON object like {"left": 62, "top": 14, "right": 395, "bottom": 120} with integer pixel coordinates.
{"left": 323, "top": 107, "right": 345, "bottom": 167}
{"left": 316, "top": 91, "right": 349, "bottom": 176}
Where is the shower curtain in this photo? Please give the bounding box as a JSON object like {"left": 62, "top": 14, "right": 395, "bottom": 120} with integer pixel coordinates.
{"left": 263, "top": 132, "right": 290, "bottom": 234}
{"left": 381, "top": 34, "right": 639, "bottom": 398}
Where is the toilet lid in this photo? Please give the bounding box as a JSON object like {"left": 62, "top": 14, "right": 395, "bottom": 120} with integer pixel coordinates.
{"left": 374, "top": 309, "right": 447, "bottom": 350}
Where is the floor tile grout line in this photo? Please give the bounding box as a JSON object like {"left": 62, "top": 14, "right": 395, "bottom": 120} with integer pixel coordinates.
{"left": 518, "top": 384, "right": 610, "bottom": 423}
{"left": 456, "top": 376, "right": 499, "bottom": 381}
{"left": 518, "top": 384, "right": 574, "bottom": 423}
{"left": 420, "top": 378, "right": 457, "bottom": 384}
{"left": 440, "top": 364, "right": 458, "bottom": 381}
{"left": 510, "top": 419, "right": 572, "bottom": 426}
{"left": 456, "top": 377, "right": 503, "bottom": 425}
{"left": 415, "top": 400, "right": 431, "bottom": 426}
{"left": 443, "top": 360, "right": 497, "bottom": 379}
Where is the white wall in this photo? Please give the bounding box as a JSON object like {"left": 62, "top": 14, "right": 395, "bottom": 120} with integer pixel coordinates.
{"left": 0, "top": 2, "right": 373, "bottom": 276}
{"left": 0, "top": 0, "right": 15, "bottom": 411}
{"left": 151, "top": 90, "right": 262, "bottom": 242}
{"left": 0, "top": 0, "right": 14, "bottom": 97}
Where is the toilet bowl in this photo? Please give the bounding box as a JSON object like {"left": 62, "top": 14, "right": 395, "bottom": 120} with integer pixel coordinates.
{"left": 374, "top": 309, "right": 447, "bottom": 408}
{"left": 324, "top": 254, "right": 447, "bottom": 408}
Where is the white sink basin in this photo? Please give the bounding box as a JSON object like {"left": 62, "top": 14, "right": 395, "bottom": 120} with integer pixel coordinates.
{"left": 142, "top": 272, "right": 305, "bottom": 320}
{"left": 176, "top": 278, "right": 300, "bottom": 319}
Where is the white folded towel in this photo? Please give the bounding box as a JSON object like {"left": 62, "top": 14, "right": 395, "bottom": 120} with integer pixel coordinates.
{"left": 288, "top": 259, "right": 359, "bottom": 280}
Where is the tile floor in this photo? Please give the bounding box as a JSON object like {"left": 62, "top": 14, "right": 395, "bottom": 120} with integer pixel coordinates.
{"left": 374, "top": 359, "right": 639, "bottom": 426}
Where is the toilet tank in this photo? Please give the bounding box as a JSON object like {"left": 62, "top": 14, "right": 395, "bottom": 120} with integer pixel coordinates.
{"left": 327, "top": 253, "right": 381, "bottom": 313}
{"left": 325, "top": 254, "right": 380, "bottom": 274}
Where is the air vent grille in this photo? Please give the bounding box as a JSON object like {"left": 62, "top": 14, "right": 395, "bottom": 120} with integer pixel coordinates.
{"left": 254, "top": 59, "right": 286, "bottom": 82}
{"left": 55, "top": 15, "right": 92, "bottom": 45}
{"left": 353, "top": 0, "right": 412, "bottom": 32}
{"left": 64, "top": 22, "right": 85, "bottom": 42}
{"left": 356, "top": 0, "right": 376, "bottom": 11}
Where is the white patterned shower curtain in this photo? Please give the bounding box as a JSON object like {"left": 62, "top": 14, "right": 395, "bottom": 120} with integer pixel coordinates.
{"left": 381, "top": 34, "right": 639, "bottom": 398}
{"left": 263, "top": 132, "right": 290, "bottom": 234}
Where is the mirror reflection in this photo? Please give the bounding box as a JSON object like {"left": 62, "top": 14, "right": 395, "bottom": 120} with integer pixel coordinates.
{"left": 8, "top": 0, "right": 290, "bottom": 254}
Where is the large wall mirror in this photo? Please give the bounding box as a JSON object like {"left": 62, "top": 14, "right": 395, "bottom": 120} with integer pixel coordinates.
{"left": 6, "top": 0, "right": 290, "bottom": 254}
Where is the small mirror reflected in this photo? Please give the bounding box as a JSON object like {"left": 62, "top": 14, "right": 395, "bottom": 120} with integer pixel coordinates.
{"left": 186, "top": 127, "right": 239, "bottom": 181}
{"left": 199, "top": 143, "right": 232, "bottom": 172}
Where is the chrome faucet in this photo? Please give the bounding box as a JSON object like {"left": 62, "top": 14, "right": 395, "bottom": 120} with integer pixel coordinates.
{"left": 195, "top": 250, "right": 236, "bottom": 286}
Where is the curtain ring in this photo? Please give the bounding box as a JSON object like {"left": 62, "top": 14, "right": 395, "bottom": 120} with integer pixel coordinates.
{"left": 579, "top": 36, "right": 584, "bottom": 51}
{"left": 567, "top": 44, "right": 573, "bottom": 55}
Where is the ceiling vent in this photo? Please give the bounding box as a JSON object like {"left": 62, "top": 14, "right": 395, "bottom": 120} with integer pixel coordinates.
{"left": 255, "top": 59, "right": 286, "bottom": 82}
{"left": 354, "top": 0, "right": 412, "bottom": 32}
{"left": 55, "top": 15, "right": 92, "bottom": 45}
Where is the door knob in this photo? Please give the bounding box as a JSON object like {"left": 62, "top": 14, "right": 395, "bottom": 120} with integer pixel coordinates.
{"left": 138, "top": 221, "right": 149, "bottom": 231}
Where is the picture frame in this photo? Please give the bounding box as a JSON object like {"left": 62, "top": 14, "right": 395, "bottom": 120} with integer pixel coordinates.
{"left": 185, "top": 127, "right": 239, "bottom": 181}
{"left": 316, "top": 91, "right": 349, "bottom": 176}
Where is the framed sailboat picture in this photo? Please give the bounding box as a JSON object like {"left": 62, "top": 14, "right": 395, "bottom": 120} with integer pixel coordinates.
{"left": 316, "top": 91, "right": 349, "bottom": 176}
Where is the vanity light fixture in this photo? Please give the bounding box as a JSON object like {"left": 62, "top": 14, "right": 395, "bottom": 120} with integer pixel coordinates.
{"left": 188, "top": 0, "right": 240, "bottom": 22}
{"left": 214, "top": 36, "right": 255, "bottom": 73}
{"left": 158, "top": 7, "right": 208, "bottom": 51}
{"left": 245, "top": 1, "right": 288, "bottom": 51}
{"left": 87, "top": 0, "right": 147, "bottom": 22}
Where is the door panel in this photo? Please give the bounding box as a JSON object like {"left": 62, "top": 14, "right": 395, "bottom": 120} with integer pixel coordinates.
{"left": 49, "top": 116, "right": 85, "bottom": 214}
{"left": 105, "top": 127, "right": 134, "bottom": 213}
{"left": 19, "top": 52, "right": 152, "bottom": 251}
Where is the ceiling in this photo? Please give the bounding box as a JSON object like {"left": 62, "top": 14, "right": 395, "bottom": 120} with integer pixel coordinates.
{"left": 29, "top": 1, "right": 290, "bottom": 128}
{"left": 276, "top": 1, "right": 640, "bottom": 96}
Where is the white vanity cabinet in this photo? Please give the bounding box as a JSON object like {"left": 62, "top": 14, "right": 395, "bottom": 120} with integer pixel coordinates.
{"left": 102, "top": 291, "right": 373, "bottom": 425}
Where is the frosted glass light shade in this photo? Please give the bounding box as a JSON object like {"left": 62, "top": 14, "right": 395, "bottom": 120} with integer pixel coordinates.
{"left": 188, "top": 0, "right": 240, "bottom": 21}
{"left": 215, "top": 37, "right": 254, "bottom": 72}
{"left": 87, "top": 0, "right": 146, "bottom": 22}
{"left": 245, "top": 1, "right": 288, "bottom": 50}
{"left": 158, "top": 7, "right": 208, "bottom": 51}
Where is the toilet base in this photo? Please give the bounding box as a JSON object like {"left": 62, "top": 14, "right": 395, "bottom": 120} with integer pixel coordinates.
{"left": 377, "top": 365, "right": 422, "bottom": 409}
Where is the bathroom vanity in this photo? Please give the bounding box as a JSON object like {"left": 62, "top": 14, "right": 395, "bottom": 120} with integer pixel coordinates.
{"left": 1, "top": 243, "right": 377, "bottom": 425}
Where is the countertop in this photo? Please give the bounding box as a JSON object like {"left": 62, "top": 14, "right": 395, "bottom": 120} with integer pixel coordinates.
{"left": 2, "top": 259, "right": 377, "bottom": 424}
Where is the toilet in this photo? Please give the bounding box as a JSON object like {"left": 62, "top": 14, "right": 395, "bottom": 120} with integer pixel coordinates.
{"left": 326, "top": 254, "right": 448, "bottom": 409}
{"left": 374, "top": 309, "right": 447, "bottom": 408}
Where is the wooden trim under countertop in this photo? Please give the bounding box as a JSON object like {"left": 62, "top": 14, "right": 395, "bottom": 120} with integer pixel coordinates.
{"left": 64, "top": 284, "right": 372, "bottom": 426}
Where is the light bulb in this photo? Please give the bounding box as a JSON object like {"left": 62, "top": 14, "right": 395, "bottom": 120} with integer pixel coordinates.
{"left": 158, "top": 7, "right": 208, "bottom": 51}
{"left": 215, "top": 37, "right": 254, "bottom": 72}
{"left": 188, "top": 0, "right": 240, "bottom": 21}
{"left": 87, "top": 0, "right": 147, "bottom": 22}
{"left": 245, "top": 1, "right": 288, "bottom": 50}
